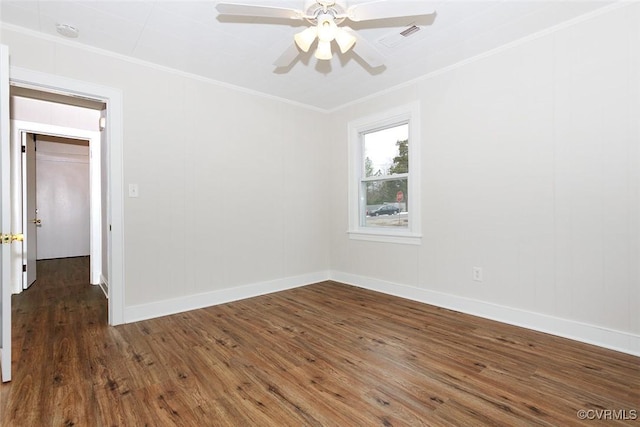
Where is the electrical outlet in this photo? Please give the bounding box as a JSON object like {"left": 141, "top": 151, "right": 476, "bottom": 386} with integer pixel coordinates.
{"left": 473, "top": 267, "right": 483, "bottom": 282}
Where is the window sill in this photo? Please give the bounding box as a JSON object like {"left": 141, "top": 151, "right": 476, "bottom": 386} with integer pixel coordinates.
{"left": 347, "top": 229, "right": 422, "bottom": 245}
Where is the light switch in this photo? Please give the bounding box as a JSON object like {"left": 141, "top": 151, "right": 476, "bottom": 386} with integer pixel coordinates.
{"left": 128, "top": 183, "right": 139, "bottom": 198}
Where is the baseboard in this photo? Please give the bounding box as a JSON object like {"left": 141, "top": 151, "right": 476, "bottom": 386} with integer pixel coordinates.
{"left": 122, "top": 269, "right": 639, "bottom": 356}
{"left": 98, "top": 274, "right": 109, "bottom": 299}
{"left": 330, "top": 271, "right": 640, "bottom": 357}
{"left": 124, "top": 271, "right": 330, "bottom": 324}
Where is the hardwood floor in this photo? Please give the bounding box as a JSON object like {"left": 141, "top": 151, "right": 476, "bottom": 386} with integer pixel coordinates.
{"left": 1, "top": 258, "right": 638, "bottom": 426}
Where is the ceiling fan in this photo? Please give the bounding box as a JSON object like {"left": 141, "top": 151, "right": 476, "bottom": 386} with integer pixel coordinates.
{"left": 215, "top": 1, "right": 436, "bottom": 68}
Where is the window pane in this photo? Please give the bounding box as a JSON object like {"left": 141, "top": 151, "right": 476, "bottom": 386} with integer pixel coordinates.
{"left": 363, "top": 124, "right": 408, "bottom": 177}
{"left": 364, "top": 178, "right": 408, "bottom": 228}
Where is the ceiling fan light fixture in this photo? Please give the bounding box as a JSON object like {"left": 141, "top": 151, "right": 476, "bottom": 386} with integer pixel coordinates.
{"left": 217, "top": 0, "right": 438, "bottom": 69}
{"left": 294, "top": 26, "right": 317, "bottom": 52}
{"left": 315, "top": 39, "right": 333, "bottom": 60}
{"left": 316, "top": 13, "right": 337, "bottom": 42}
{"left": 334, "top": 28, "right": 356, "bottom": 54}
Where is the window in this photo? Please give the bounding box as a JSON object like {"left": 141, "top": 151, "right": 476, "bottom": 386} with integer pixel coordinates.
{"left": 348, "top": 102, "right": 421, "bottom": 244}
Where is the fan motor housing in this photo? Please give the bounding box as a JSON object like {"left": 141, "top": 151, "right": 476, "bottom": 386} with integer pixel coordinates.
{"left": 304, "top": 0, "right": 346, "bottom": 24}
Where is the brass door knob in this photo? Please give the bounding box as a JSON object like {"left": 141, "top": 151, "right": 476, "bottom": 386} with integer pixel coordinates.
{"left": 0, "top": 233, "right": 24, "bottom": 244}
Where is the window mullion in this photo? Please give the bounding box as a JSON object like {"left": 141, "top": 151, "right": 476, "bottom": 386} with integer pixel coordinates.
{"left": 361, "top": 173, "right": 408, "bottom": 183}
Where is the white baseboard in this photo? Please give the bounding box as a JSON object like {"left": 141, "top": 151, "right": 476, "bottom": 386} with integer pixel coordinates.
{"left": 121, "top": 269, "right": 639, "bottom": 356}
{"left": 124, "top": 271, "right": 330, "bottom": 324}
{"left": 91, "top": 272, "right": 101, "bottom": 286}
{"left": 330, "top": 271, "right": 640, "bottom": 357}
{"left": 98, "top": 274, "right": 109, "bottom": 299}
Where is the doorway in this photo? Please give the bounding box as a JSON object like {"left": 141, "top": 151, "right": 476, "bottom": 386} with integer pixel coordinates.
{"left": 7, "top": 67, "right": 125, "bottom": 326}
{"left": 2, "top": 62, "right": 125, "bottom": 383}
{"left": 35, "top": 136, "right": 92, "bottom": 261}
{"left": 11, "top": 113, "right": 102, "bottom": 293}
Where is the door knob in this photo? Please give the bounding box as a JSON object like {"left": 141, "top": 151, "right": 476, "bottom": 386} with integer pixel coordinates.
{"left": 0, "top": 233, "right": 24, "bottom": 244}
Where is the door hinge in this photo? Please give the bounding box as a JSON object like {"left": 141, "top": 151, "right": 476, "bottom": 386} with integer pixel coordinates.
{"left": 22, "top": 145, "right": 26, "bottom": 153}
{"left": 22, "top": 264, "right": 27, "bottom": 272}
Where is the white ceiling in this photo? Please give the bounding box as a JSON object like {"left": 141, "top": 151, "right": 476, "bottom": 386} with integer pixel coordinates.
{"left": 0, "top": 0, "right": 614, "bottom": 111}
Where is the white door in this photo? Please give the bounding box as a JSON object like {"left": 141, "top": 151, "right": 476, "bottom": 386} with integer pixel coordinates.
{"left": 36, "top": 140, "right": 90, "bottom": 260}
{"left": 1, "top": 44, "right": 13, "bottom": 382}
{"left": 23, "top": 132, "right": 37, "bottom": 288}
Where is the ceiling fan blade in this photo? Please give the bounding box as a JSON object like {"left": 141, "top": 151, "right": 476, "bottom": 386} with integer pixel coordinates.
{"left": 346, "top": 29, "right": 384, "bottom": 68}
{"left": 347, "top": 1, "right": 435, "bottom": 22}
{"left": 273, "top": 44, "right": 301, "bottom": 68}
{"left": 216, "top": 3, "right": 304, "bottom": 20}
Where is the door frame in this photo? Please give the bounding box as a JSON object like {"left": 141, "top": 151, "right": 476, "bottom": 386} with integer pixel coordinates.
{"left": 1, "top": 44, "right": 12, "bottom": 382}
{"left": 22, "top": 131, "right": 36, "bottom": 290}
{"left": 12, "top": 123, "right": 101, "bottom": 290}
{"left": 9, "top": 67, "right": 125, "bottom": 326}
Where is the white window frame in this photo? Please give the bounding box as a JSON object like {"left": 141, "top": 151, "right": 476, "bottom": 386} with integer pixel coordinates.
{"left": 348, "top": 102, "right": 421, "bottom": 245}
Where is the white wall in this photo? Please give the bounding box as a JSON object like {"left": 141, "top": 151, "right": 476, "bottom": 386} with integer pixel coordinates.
{"left": 1, "top": 26, "right": 330, "bottom": 318}
{"left": 10, "top": 96, "right": 99, "bottom": 131}
{"left": 329, "top": 4, "right": 639, "bottom": 354}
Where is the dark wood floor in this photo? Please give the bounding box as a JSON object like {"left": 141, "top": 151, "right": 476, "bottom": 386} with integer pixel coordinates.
{"left": 1, "top": 257, "right": 638, "bottom": 426}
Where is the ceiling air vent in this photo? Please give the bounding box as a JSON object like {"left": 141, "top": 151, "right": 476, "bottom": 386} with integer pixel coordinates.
{"left": 400, "top": 25, "right": 421, "bottom": 37}
{"left": 378, "top": 24, "right": 421, "bottom": 48}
